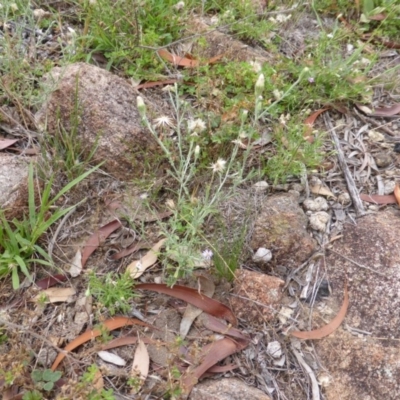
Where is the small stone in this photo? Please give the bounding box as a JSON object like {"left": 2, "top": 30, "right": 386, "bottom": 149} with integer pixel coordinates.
{"left": 36, "top": 347, "right": 57, "bottom": 367}
{"left": 309, "top": 211, "right": 330, "bottom": 232}
{"left": 252, "top": 248, "right": 272, "bottom": 263}
{"left": 231, "top": 269, "right": 284, "bottom": 323}
{"left": 290, "top": 183, "right": 304, "bottom": 192}
{"left": 368, "top": 130, "right": 385, "bottom": 142}
{"left": 272, "top": 183, "right": 289, "bottom": 191}
{"left": 374, "top": 152, "right": 393, "bottom": 168}
{"left": 190, "top": 378, "right": 271, "bottom": 400}
{"left": 250, "top": 193, "right": 317, "bottom": 268}
{"left": 278, "top": 306, "right": 294, "bottom": 324}
{"left": 337, "top": 192, "right": 351, "bottom": 205}
{"left": 266, "top": 341, "right": 282, "bottom": 358}
{"left": 383, "top": 180, "right": 395, "bottom": 195}
{"left": 303, "top": 196, "right": 329, "bottom": 211}
{"left": 253, "top": 180, "right": 269, "bottom": 192}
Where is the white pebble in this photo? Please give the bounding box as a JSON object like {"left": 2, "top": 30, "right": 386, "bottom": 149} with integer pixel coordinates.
{"left": 303, "top": 196, "right": 329, "bottom": 211}
{"left": 97, "top": 351, "right": 126, "bottom": 366}
{"left": 253, "top": 181, "right": 269, "bottom": 193}
{"left": 384, "top": 180, "right": 395, "bottom": 195}
{"left": 267, "top": 341, "right": 282, "bottom": 358}
{"left": 309, "top": 211, "right": 330, "bottom": 232}
{"left": 252, "top": 248, "right": 272, "bottom": 263}
{"left": 337, "top": 192, "right": 351, "bottom": 205}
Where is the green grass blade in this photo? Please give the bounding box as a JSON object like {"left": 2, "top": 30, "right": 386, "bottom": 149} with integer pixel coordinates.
{"left": 32, "top": 205, "right": 76, "bottom": 241}
{"left": 28, "top": 163, "right": 36, "bottom": 229}
{"left": 50, "top": 164, "right": 101, "bottom": 205}
{"left": 14, "top": 255, "right": 31, "bottom": 278}
{"left": 12, "top": 267, "right": 20, "bottom": 290}
{"left": 0, "top": 214, "right": 18, "bottom": 249}
{"left": 33, "top": 245, "right": 52, "bottom": 261}
{"left": 30, "top": 259, "right": 53, "bottom": 267}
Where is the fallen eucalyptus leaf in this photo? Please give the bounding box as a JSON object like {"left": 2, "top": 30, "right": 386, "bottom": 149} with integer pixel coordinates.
{"left": 97, "top": 351, "right": 126, "bottom": 366}
{"left": 127, "top": 238, "right": 166, "bottom": 279}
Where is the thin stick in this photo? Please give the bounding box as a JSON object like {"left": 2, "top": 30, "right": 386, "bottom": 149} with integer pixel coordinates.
{"left": 0, "top": 317, "right": 77, "bottom": 365}
{"left": 47, "top": 198, "right": 86, "bottom": 260}
{"left": 327, "top": 248, "right": 386, "bottom": 276}
{"left": 291, "top": 345, "right": 320, "bottom": 400}
{"left": 324, "top": 113, "right": 366, "bottom": 217}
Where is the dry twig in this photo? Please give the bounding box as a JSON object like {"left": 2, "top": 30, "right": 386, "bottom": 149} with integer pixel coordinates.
{"left": 324, "top": 113, "right": 366, "bottom": 217}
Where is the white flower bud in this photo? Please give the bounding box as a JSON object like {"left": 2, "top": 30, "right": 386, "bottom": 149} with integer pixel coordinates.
{"left": 136, "top": 96, "right": 146, "bottom": 117}
{"left": 255, "top": 73, "right": 265, "bottom": 97}
{"left": 194, "top": 145, "right": 200, "bottom": 157}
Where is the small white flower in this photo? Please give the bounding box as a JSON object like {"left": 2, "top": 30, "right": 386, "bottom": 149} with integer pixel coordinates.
{"left": 273, "top": 89, "right": 283, "bottom": 100}
{"left": 173, "top": 1, "right": 185, "bottom": 10}
{"left": 188, "top": 118, "right": 206, "bottom": 133}
{"left": 33, "top": 9, "right": 49, "bottom": 19}
{"left": 249, "top": 61, "right": 262, "bottom": 73}
{"left": 210, "top": 158, "right": 227, "bottom": 173}
{"left": 194, "top": 145, "right": 200, "bottom": 157}
{"left": 153, "top": 116, "right": 175, "bottom": 129}
{"left": 232, "top": 139, "right": 247, "bottom": 149}
{"left": 276, "top": 14, "right": 291, "bottom": 23}
{"left": 165, "top": 199, "right": 175, "bottom": 209}
{"left": 327, "top": 33, "right": 334, "bottom": 39}
{"left": 210, "top": 15, "right": 219, "bottom": 25}
{"left": 161, "top": 84, "right": 176, "bottom": 93}
{"left": 201, "top": 249, "right": 213, "bottom": 261}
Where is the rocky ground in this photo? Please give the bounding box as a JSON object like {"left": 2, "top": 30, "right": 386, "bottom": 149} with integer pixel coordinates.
{"left": 1, "top": 1, "right": 400, "bottom": 399}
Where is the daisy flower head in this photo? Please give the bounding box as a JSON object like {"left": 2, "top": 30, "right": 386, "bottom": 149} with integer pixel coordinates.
{"left": 153, "top": 115, "right": 175, "bottom": 129}
{"left": 210, "top": 158, "right": 227, "bottom": 173}
{"left": 188, "top": 118, "right": 206, "bottom": 134}
{"left": 201, "top": 249, "right": 213, "bottom": 261}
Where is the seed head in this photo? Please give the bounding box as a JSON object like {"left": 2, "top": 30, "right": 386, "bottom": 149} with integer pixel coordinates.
{"left": 210, "top": 158, "right": 226, "bottom": 173}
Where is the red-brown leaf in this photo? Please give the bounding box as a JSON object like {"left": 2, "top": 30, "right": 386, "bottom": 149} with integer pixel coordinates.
{"left": 181, "top": 338, "right": 248, "bottom": 394}
{"left": 291, "top": 282, "right": 349, "bottom": 340}
{"left": 0, "top": 139, "right": 18, "bottom": 150}
{"left": 200, "top": 314, "right": 249, "bottom": 341}
{"left": 8, "top": 146, "right": 39, "bottom": 155}
{"left": 368, "top": 13, "right": 387, "bottom": 21}
{"left": 111, "top": 241, "right": 149, "bottom": 260}
{"left": 35, "top": 274, "right": 68, "bottom": 289}
{"left": 359, "top": 193, "right": 397, "bottom": 204}
{"left": 81, "top": 220, "right": 122, "bottom": 267}
{"left": 394, "top": 184, "right": 400, "bottom": 206}
{"left": 157, "top": 49, "right": 224, "bottom": 68}
{"left": 158, "top": 49, "right": 199, "bottom": 67}
{"left": 136, "top": 283, "right": 237, "bottom": 326}
{"left": 371, "top": 103, "right": 400, "bottom": 117}
{"left": 51, "top": 317, "right": 153, "bottom": 370}
{"left": 135, "top": 79, "right": 178, "bottom": 90}
{"left": 101, "top": 336, "right": 157, "bottom": 351}
{"left": 303, "top": 108, "right": 330, "bottom": 143}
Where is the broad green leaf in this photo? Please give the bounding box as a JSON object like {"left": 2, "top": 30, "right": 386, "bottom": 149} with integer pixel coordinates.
{"left": 363, "top": 0, "right": 375, "bottom": 14}
{"left": 31, "top": 370, "right": 43, "bottom": 382}
{"left": 43, "top": 369, "right": 62, "bottom": 382}
{"left": 43, "top": 381, "right": 54, "bottom": 391}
